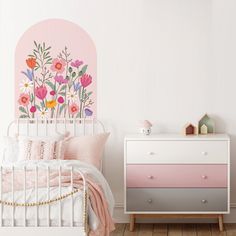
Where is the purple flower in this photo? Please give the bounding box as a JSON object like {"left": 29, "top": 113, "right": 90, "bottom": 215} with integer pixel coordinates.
{"left": 73, "top": 82, "right": 81, "bottom": 91}
{"left": 54, "top": 75, "right": 68, "bottom": 84}
{"left": 84, "top": 108, "right": 93, "bottom": 116}
{"left": 71, "top": 60, "right": 83, "bottom": 68}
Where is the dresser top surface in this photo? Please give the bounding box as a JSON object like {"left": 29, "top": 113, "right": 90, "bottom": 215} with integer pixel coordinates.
{"left": 125, "top": 133, "right": 230, "bottom": 141}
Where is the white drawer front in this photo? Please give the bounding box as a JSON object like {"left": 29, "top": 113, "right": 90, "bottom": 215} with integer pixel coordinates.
{"left": 126, "top": 140, "right": 228, "bottom": 164}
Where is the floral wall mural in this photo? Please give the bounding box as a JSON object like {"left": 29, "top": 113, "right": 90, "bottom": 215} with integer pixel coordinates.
{"left": 15, "top": 19, "right": 96, "bottom": 119}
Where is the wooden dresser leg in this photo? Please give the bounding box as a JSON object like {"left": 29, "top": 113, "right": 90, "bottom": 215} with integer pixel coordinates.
{"left": 129, "top": 214, "right": 135, "bottom": 231}
{"left": 218, "top": 214, "right": 224, "bottom": 231}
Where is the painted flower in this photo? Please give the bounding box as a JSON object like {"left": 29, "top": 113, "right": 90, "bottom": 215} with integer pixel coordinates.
{"left": 84, "top": 108, "right": 93, "bottom": 116}
{"left": 26, "top": 57, "right": 36, "bottom": 69}
{"left": 50, "top": 58, "right": 66, "bottom": 73}
{"left": 30, "top": 106, "right": 37, "bottom": 113}
{"left": 50, "top": 90, "right": 56, "bottom": 96}
{"left": 69, "top": 103, "right": 79, "bottom": 115}
{"left": 18, "top": 93, "right": 30, "bottom": 106}
{"left": 73, "top": 82, "right": 81, "bottom": 91}
{"left": 66, "top": 91, "right": 78, "bottom": 102}
{"left": 71, "top": 60, "right": 83, "bottom": 68}
{"left": 21, "top": 69, "right": 34, "bottom": 81}
{"left": 57, "top": 96, "right": 64, "bottom": 104}
{"left": 46, "top": 100, "right": 57, "bottom": 109}
{"left": 54, "top": 75, "right": 68, "bottom": 84}
{"left": 19, "top": 78, "right": 34, "bottom": 93}
{"left": 39, "top": 108, "right": 48, "bottom": 119}
{"left": 80, "top": 74, "right": 92, "bottom": 88}
{"left": 35, "top": 86, "right": 47, "bottom": 100}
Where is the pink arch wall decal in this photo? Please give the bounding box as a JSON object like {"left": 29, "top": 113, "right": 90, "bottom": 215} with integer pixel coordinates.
{"left": 15, "top": 19, "right": 97, "bottom": 119}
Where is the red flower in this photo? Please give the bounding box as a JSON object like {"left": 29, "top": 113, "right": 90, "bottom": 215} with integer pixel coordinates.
{"left": 57, "top": 96, "right": 64, "bottom": 104}
{"left": 50, "top": 90, "right": 56, "bottom": 96}
{"left": 18, "top": 94, "right": 30, "bottom": 106}
{"left": 69, "top": 103, "right": 79, "bottom": 115}
{"left": 26, "top": 58, "right": 36, "bottom": 69}
{"left": 80, "top": 74, "right": 92, "bottom": 88}
{"left": 35, "top": 86, "right": 47, "bottom": 100}
{"left": 30, "top": 106, "right": 37, "bottom": 113}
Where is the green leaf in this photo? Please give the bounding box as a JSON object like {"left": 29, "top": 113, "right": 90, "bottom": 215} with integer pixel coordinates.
{"left": 19, "top": 106, "right": 27, "bottom": 114}
{"left": 30, "top": 93, "right": 34, "bottom": 102}
{"left": 87, "top": 91, "right": 93, "bottom": 97}
{"left": 60, "top": 85, "right": 67, "bottom": 91}
{"left": 45, "top": 46, "right": 51, "bottom": 51}
{"left": 72, "top": 72, "right": 76, "bottom": 78}
{"left": 59, "top": 104, "right": 66, "bottom": 115}
{"left": 79, "top": 65, "right": 88, "bottom": 76}
{"left": 40, "top": 101, "right": 44, "bottom": 108}
{"left": 19, "top": 114, "right": 29, "bottom": 118}
{"left": 34, "top": 41, "right": 38, "bottom": 49}
{"left": 35, "top": 105, "right": 41, "bottom": 110}
{"left": 58, "top": 92, "right": 66, "bottom": 96}
{"left": 46, "top": 81, "right": 55, "bottom": 90}
{"left": 69, "top": 67, "right": 73, "bottom": 73}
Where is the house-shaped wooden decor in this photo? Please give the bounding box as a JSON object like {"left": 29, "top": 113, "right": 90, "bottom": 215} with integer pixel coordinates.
{"left": 182, "top": 123, "right": 198, "bottom": 135}
{"left": 200, "top": 124, "right": 208, "bottom": 135}
{"left": 198, "top": 114, "right": 215, "bottom": 134}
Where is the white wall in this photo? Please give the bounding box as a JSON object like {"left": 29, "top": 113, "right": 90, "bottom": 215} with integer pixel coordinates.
{"left": 1, "top": 0, "right": 236, "bottom": 222}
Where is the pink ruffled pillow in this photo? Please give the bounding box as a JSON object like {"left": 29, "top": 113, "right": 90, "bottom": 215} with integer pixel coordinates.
{"left": 64, "top": 133, "right": 110, "bottom": 169}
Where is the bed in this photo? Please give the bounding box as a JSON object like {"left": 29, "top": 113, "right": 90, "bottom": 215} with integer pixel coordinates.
{"left": 0, "top": 118, "right": 115, "bottom": 236}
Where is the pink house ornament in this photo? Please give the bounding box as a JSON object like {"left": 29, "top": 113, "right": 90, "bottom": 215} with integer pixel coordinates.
{"left": 139, "top": 120, "right": 153, "bottom": 135}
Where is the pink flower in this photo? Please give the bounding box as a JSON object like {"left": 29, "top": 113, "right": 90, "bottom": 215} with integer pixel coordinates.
{"left": 30, "top": 106, "right": 36, "bottom": 113}
{"left": 80, "top": 74, "right": 92, "bottom": 88}
{"left": 18, "top": 94, "right": 30, "bottom": 106}
{"left": 71, "top": 60, "right": 83, "bottom": 68}
{"left": 57, "top": 96, "right": 64, "bottom": 104}
{"left": 35, "top": 86, "right": 47, "bottom": 100}
{"left": 50, "top": 58, "right": 66, "bottom": 73}
{"left": 69, "top": 103, "right": 79, "bottom": 115}
{"left": 50, "top": 90, "right": 56, "bottom": 96}
{"left": 54, "top": 75, "right": 68, "bottom": 84}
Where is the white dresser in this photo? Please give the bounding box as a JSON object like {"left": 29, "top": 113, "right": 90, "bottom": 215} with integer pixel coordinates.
{"left": 124, "top": 134, "right": 230, "bottom": 231}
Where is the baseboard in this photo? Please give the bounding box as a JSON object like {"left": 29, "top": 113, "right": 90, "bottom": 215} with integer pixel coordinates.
{"left": 113, "top": 203, "right": 236, "bottom": 223}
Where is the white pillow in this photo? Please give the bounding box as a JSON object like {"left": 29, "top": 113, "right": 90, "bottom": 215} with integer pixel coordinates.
{"left": 18, "top": 138, "right": 65, "bottom": 161}
{"left": 3, "top": 133, "right": 68, "bottom": 163}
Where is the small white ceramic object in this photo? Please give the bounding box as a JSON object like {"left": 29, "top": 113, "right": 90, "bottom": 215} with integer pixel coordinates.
{"left": 139, "top": 120, "right": 153, "bottom": 135}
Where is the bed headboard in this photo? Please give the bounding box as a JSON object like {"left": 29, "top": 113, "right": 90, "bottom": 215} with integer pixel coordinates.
{"left": 7, "top": 118, "right": 105, "bottom": 137}
{"left": 6, "top": 118, "right": 106, "bottom": 172}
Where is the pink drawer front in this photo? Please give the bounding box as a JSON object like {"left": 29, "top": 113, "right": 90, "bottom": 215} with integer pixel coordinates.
{"left": 126, "top": 164, "right": 227, "bottom": 188}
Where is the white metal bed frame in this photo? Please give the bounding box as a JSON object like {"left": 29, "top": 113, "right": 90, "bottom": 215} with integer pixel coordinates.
{"left": 0, "top": 118, "right": 105, "bottom": 236}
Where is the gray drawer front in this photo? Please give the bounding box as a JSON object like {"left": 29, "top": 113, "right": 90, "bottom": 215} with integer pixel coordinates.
{"left": 126, "top": 188, "right": 227, "bottom": 212}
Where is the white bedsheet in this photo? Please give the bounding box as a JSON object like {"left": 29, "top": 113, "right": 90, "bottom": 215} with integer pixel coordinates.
{"left": 0, "top": 160, "right": 115, "bottom": 230}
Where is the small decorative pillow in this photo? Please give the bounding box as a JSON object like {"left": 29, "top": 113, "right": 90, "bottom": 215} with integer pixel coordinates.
{"left": 3, "top": 133, "right": 68, "bottom": 163}
{"left": 64, "top": 133, "right": 110, "bottom": 169}
{"left": 18, "top": 138, "right": 65, "bottom": 161}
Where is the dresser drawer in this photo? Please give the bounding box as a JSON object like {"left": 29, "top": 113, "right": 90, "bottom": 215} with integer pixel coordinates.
{"left": 126, "top": 188, "right": 228, "bottom": 212}
{"left": 126, "top": 164, "right": 227, "bottom": 188}
{"left": 126, "top": 140, "right": 228, "bottom": 164}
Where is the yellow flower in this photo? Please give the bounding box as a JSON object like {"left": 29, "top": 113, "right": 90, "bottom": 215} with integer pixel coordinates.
{"left": 46, "top": 100, "right": 57, "bottom": 109}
